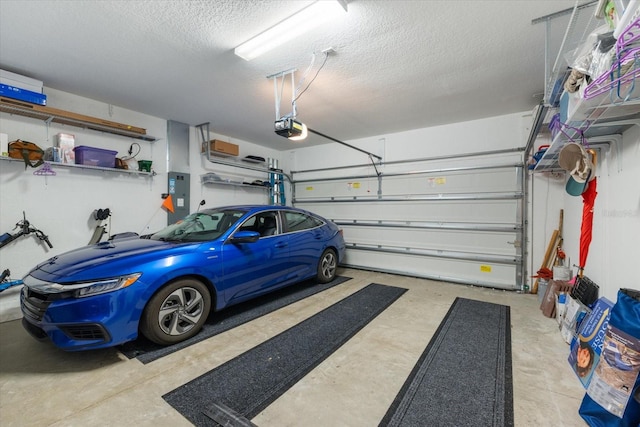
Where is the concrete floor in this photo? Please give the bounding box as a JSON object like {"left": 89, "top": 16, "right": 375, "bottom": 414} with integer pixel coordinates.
{"left": 0, "top": 268, "right": 586, "bottom": 426}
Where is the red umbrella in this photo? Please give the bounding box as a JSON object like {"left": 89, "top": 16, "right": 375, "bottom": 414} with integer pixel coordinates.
{"left": 578, "top": 176, "right": 597, "bottom": 277}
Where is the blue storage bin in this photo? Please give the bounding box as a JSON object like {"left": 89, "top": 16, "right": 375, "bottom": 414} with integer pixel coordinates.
{"left": 0, "top": 83, "right": 47, "bottom": 105}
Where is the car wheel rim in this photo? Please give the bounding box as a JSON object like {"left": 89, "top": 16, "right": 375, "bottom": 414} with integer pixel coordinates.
{"left": 321, "top": 252, "right": 336, "bottom": 279}
{"left": 157, "top": 286, "right": 205, "bottom": 336}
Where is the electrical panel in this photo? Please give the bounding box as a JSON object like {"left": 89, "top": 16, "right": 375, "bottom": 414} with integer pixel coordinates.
{"left": 167, "top": 172, "right": 190, "bottom": 225}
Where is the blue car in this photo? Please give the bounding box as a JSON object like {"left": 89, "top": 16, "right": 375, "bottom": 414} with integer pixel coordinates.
{"left": 20, "top": 205, "right": 346, "bottom": 351}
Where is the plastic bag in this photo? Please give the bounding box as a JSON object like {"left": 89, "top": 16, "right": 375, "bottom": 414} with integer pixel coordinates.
{"left": 588, "top": 33, "right": 617, "bottom": 80}
{"left": 567, "top": 25, "right": 613, "bottom": 76}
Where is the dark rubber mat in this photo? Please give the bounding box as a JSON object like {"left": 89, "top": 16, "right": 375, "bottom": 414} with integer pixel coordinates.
{"left": 119, "top": 276, "right": 352, "bottom": 363}
{"left": 163, "top": 283, "right": 407, "bottom": 426}
{"left": 380, "top": 297, "right": 513, "bottom": 427}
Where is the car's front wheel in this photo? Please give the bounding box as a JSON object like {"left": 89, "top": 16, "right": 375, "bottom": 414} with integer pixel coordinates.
{"left": 317, "top": 248, "right": 338, "bottom": 284}
{"left": 140, "top": 278, "right": 211, "bottom": 345}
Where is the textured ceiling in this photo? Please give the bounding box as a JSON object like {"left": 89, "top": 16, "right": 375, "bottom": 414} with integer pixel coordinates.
{"left": 0, "top": 0, "right": 578, "bottom": 150}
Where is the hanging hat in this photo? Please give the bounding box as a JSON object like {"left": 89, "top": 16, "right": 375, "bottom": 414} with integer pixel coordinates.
{"left": 558, "top": 143, "right": 594, "bottom": 196}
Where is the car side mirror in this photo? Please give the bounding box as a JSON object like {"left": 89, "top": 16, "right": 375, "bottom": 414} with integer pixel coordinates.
{"left": 230, "top": 230, "right": 260, "bottom": 244}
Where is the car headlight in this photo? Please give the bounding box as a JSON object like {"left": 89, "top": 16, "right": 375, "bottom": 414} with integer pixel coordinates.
{"left": 23, "top": 273, "right": 142, "bottom": 298}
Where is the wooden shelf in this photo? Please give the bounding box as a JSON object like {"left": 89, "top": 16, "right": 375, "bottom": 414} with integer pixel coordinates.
{"left": 0, "top": 97, "right": 158, "bottom": 142}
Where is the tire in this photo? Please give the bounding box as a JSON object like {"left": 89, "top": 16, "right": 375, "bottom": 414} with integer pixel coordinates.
{"left": 140, "top": 278, "right": 211, "bottom": 345}
{"left": 317, "top": 248, "right": 338, "bottom": 284}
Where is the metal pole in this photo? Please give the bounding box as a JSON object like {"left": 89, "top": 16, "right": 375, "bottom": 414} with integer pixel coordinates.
{"left": 307, "top": 128, "right": 382, "bottom": 161}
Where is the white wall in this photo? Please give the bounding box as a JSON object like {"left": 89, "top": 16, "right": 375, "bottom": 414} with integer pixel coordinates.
{"left": 0, "top": 88, "right": 282, "bottom": 321}
{"left": 529, "top": 125, "right": 640, "bottom": 303}
{"left": 559, "top": 125, "right": 640, "bottom": 302}
{"left": 288, "top": 113, "right": 528, "bottom": 172}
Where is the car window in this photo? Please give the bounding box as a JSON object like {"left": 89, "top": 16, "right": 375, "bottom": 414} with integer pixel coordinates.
{"left": 195, "top": 213, "right": 220, "bottom": 230}
{"left": 239, "top": 212, "right": 279, "bottom": 237}
{"left": 150, "top": 209, "right": 245, "bottom": 242}
{"left": 284, "top": 211, "right": 323, "bottom": 232}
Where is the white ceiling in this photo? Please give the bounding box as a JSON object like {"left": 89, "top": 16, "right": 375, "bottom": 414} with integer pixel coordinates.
{"left": 0, "top": 0, "right": 579, "bottom": 150}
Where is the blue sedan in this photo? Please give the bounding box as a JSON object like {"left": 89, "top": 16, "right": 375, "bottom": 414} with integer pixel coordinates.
{"left": 20, "top": 205, "right": 346, "bottom": 351}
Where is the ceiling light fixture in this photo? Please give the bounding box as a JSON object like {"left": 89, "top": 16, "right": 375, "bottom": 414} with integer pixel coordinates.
{"left": 274, "top": 117, "right": 308, "bottom": 141}
{"left": 234, "top": 0, "right": 348, "bottom": 61}
{"left": 288, "top": 121, "right": 308, "bottom": 141}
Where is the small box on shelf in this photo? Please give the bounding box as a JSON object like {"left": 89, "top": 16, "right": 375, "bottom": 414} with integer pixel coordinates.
{"left": 202, "top": 139, "right": 239, "bottom": 157}
{"left": 0, "top": 69, "right": 43, "bottom": 93}
{"left": 56, "top": 133, "right": 75, "bottom": 164}
{"left": 44, "top": 147, "right": 61, "bottom": 162}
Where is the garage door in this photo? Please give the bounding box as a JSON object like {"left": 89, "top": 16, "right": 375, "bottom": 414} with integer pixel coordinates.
{"left": 292, "top": 149, "right": 526, "bottom": 290}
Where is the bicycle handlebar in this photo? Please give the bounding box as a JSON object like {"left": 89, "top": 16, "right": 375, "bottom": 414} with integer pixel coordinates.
{"left": 39, "top": 232, "right": 53, "bottom": 249}
{"left": 0, "top": 215, "right": 53, "bottom": 250}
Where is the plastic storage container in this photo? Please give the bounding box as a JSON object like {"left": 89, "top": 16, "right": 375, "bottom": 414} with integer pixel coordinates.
{"left": 74, "top": 146, "right": 117, "bottom": 168}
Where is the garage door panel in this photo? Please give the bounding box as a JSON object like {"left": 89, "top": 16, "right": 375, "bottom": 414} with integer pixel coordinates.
{"left": 294, "top": 172, "right": 519, "bottom": 199}
{"left": 296, "top": 200, "right": 520, "bottom": 224}
{"left": 380, "top": 169, "right": 520, "bottom": 195}
{"left": 342, "top": 226, "right": 518, "bottom": 256}
{"left": 344, "top": 250, "right": 517, "bottom": 290}
{"left": 294, "top": 179, "right": 377, "bottom": 199}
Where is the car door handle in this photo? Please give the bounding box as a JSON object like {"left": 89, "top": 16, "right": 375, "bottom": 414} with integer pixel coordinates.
{"left": 275, "top": 241, "right": 288, "bottom": 248}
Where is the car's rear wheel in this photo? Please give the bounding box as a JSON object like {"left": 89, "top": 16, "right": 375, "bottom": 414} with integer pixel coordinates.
{"left": 317, "top": 248, "right": 337, "bottom": 283}
{"left": 140, "top": 278, "right": 211, "bottom": 345}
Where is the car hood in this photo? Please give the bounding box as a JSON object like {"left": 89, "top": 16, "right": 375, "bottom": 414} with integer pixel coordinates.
{"left": 31, "top": 238, "right": 200, "bottom": 282}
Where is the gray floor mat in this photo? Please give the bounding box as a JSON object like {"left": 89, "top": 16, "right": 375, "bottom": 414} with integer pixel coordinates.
{"left": 379, "top": 297, "right": 513, "bottom": 427}
{"left": 163, "top": 283, "right": 407, "bottom": 426}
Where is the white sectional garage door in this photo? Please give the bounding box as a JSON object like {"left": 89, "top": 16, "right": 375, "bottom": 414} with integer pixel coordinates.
{"left": 292, "top": 149, "right": 526, "bottom": 290}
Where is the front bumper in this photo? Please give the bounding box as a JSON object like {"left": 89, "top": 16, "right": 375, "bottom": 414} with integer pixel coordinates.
{"left": 20, "top": 286, "right": 139, "bottom": 351}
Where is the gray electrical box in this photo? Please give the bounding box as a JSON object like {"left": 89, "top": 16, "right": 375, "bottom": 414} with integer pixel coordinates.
{"left": 167, "top": 172, "right": 190, "bottom": 225}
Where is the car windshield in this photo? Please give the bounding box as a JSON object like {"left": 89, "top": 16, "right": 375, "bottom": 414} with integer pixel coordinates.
{"left": 150, "top": 208, "right": 246, "bottom": 242}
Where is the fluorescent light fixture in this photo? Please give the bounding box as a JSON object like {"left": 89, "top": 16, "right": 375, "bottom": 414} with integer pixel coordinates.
{"left": 234, "top": 0, "right": 348, "bottom": 61}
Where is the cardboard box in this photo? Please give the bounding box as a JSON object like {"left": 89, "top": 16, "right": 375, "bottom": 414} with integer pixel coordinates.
{"left": 567, "top": 297, "right": 614, "bottom": 388}
{"left": 0, "top": 84, "right": 46, "bottom": 105}
{"left": 0, "top": 77, "right": 43, "bottom": 94}
{"left": 56, "top": 133, "right": 75, "bottom": 164}
{"left": 540, "top": 279, "right": 572, "bottom": 318}
{"left": 0, "top": 69, "right": 43, "bottom": 93}
{"left": 202, "top": 139, "right": 239, "bottom": 157}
